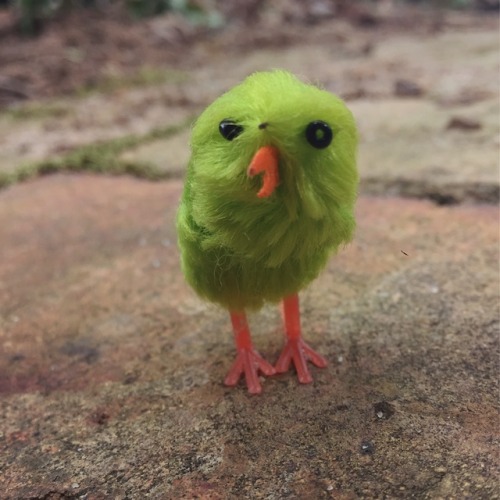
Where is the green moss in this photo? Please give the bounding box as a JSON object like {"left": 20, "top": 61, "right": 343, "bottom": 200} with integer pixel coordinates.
{"left": 4, "top": 102, "right": 71, "bottom": 121}
{"left": 77, "top": 67, "right": 189, "bottom": 97}
{"left": 0, "top": 172, "right": 14, "bottom": 190}
{"left": 3, "top": 116, "right": 194, "bottom": 190}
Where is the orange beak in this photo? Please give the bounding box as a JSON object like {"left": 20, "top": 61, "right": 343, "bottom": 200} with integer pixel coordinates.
{"left": 246, "top": 146, "right": 280, "bottom": 198}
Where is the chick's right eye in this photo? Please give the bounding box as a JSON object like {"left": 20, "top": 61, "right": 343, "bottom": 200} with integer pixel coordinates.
{"left": 219, "top": 120, "right": 243, "bottom": 141}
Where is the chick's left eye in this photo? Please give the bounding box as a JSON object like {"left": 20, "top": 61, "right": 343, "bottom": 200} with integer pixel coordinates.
{"left": 219, "top": 120, "right": 244, "bottom": 141}
{"left": 305, "top": 121, "right": 333, "bottom": 149}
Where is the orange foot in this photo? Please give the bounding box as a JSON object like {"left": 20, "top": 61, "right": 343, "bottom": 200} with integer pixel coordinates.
{"left": 224, "top": 349, "right": 276, "bottom": 394}
{"left": 275, "top": 338, "right": 327, "bottom": 384}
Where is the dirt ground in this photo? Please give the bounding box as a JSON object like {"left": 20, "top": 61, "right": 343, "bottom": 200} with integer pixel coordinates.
{"left": 0, "top": 1, "right": 497, "bottom": 107}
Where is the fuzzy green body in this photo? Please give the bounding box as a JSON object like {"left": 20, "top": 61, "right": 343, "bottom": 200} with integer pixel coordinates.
{"left": 177, "top": 71, "right": 358, "bottom": 311}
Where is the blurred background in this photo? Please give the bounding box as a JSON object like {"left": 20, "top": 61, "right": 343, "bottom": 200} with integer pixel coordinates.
{"left": 0, "top": 0, "right": 498, "bottom": 200}
{"left": 0, "top": 1, "right": 498, "bottom": 104}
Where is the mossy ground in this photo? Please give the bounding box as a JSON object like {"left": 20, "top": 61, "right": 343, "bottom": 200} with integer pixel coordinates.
{"left": 0, "top": 117, "right": 193, "bottom": 190}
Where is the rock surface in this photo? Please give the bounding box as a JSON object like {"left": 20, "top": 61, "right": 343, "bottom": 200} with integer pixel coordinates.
{"left": 1, "top": 10, "right": 499, "bottom": 500}
{"left": 1, "top": 27, "right": 498, "bottom": 203}
{"left": 1, "top": 175, "right": 498, "bottom": 498}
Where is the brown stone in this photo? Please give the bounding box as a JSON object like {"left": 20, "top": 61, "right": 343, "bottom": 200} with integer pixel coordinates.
{"left": 1, "top": 174, "right": 498, "bottom": 498}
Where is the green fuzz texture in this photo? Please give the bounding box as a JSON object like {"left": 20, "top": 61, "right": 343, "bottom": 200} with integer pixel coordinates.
{"left": 176, "top": 70, "right": 358, "bottom": 311}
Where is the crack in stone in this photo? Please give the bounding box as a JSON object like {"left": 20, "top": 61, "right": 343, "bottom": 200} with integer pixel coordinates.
{"left": 361, "top": 178, "right": 499, "bottom": 205}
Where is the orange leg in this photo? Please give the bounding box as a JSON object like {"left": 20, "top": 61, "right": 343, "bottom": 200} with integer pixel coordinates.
{"left": 275, "top": 294, "right": 327, "bottom": 383}
{"left": 224, "top": 311, "right": 276, "bottom": 394}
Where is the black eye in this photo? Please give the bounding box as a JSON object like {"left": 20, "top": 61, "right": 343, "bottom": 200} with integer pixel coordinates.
{"left": 219, "top": 119, "right": 244, "bottom": 141}
{"left": 305, "top": 121, "right": 333, "bottom": 149}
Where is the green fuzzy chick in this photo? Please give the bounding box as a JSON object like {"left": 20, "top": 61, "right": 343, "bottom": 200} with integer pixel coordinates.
{"left": 176, "top": 70, "right": 358, "bottom": 393}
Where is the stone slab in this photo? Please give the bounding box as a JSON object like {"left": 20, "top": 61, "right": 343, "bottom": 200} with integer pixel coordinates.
{"left": 2, "top": 25, "right": 498, "bottom": 204}
{"left": 110, "top": 27, "right": 500, "bottom": 202}
{"left": 0, "top": 87, "right": 196, "bottom": 176}
{"left": 353, "top": 96, "right": 499, "bottom": 202}
{"left": 119, "top": 129, "right": 192, "bottom": 178}
{"left": 0, "top": 175, "right": 498, "bottom": 498}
